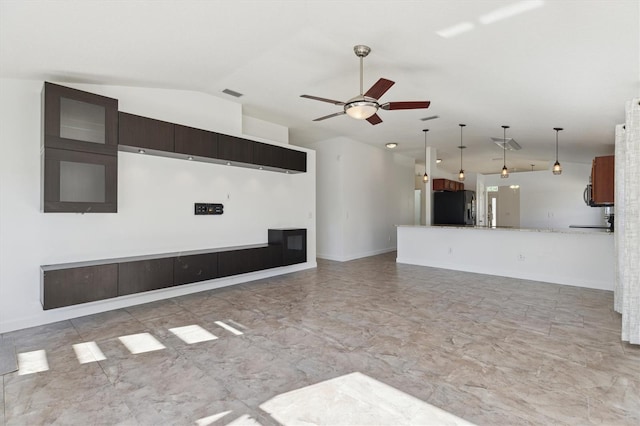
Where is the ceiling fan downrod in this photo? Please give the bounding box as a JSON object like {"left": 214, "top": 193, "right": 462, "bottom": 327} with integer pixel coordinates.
{"left": 354, "top": 45, "right": 371, "bottom": 95}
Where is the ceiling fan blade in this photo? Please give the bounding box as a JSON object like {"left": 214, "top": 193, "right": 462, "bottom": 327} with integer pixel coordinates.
{"left": 364, "top": 78, "right": 395, "bottom": 100}
{"left": 366, "top": 113, "right": 383, "bottom": 125}
{"left": 380, "top": 101, "right": 431, "bottom": 110}
{"left": 313, "top": 111, "right": 346, "bottom": 122}
{"left": 301, "top": 95, "right": 345, "bottom": 105}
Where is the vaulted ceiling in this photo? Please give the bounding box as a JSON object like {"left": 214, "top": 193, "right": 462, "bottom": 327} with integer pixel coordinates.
{"left": 1, "top": 0, "right": 637, "bottom": 174}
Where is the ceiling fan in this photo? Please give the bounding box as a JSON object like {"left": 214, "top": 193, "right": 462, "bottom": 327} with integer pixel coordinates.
{"left": 301, "top": 45, "right": 431, "bottom": 125}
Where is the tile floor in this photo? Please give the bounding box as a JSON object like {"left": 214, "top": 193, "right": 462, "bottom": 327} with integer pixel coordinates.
{"left": 1, "top": 253, "right": 639, "bottom": 425}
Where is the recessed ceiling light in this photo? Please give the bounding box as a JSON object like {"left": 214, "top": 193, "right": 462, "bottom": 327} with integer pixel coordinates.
{"left": 138, "top": 149, "right": 145, "bottom": 154}
{"left": 385, "top": 142, "right": 398, "bottom": 149}
{"left": 187, "top": 156, "right": 193, "bottom": 160}
{"left": 479, "top": 0, "right": 544, "bottom": 25}
{"left": 436, "top": 159, "right": 442, "bottom": 164}
{"left": 436, "top": 22, "right": 475, "bottom": 38}
{"left": 226, "top": 162, "right": 231, "bottom": 166}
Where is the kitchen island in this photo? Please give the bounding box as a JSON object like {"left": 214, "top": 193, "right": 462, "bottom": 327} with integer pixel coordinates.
{"left": 396, "top": 225, "right": 614, "bottom": 291}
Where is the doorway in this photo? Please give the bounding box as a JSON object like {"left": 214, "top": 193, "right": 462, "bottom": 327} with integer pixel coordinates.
{"left": 487, "top": 185, "right": 520, "bottom": 228}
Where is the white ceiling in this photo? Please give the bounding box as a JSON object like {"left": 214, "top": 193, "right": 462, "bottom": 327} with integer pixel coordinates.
{"left": 1, "top": 0, "right": 638, "bottom": 174}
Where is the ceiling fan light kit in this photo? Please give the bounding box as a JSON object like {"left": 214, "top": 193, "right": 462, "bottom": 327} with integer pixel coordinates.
{"left": 301, "top": 45, "right": 431, "bottom": 125}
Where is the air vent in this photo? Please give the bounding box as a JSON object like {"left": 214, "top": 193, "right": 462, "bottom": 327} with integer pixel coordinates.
{"left": 222, "top": 89, "right": 243, "bottom": 98}
{"left": 491, "top": 137, "right": 521, "bottom": 151}
{"left": 420, "top": 115, "right": 440, "bottom": 121}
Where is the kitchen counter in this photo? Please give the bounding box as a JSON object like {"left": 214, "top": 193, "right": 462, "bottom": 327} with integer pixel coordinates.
{"left": 398, "top": 224, "right": 613, "bottom": 235}
{"left": 396, "top": 225, "right": 614, "bottom": 291}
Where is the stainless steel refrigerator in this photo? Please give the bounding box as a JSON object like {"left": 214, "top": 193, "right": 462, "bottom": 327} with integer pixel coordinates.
{"left": 434, "top": 190, "right": 476, "bottom": 225}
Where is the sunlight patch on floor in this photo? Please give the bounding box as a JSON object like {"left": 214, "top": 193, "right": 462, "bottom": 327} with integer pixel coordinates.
{"left": 118, "top": 333, "right": 166, "bottom": 354}
{"left": 169, "top": 325, "right": 218, "bottom": 344}
{"left": 72, "top": 341, "right": 106, "bottom": 364}
{"left": 17, "top": 350, "right": 49, "bottom": 375}
{"left": 259, "top": 372, "right": 476, "bottom": 426}
{"left": 215, "top": 320, "right": 243, "bottom": 335}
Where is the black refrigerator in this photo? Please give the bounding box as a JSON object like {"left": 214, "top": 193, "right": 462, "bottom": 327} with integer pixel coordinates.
{"left": 434, "top": 190, "right": 476, "bottom": 225}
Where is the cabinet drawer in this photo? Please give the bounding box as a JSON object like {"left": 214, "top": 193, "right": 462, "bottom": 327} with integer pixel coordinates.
{"left": 174, "top": 253, "right": 218, "bottom": 285}
{"left": 118, "top": 258, "right": 174, "bottom": 296}
{"left": 218, "top": 246, "right": 279, "bottom": 277}
{"left": 118, "top": 112, "right": 174, "bottom": 152}
{"left": 42, "top": 264, "right": 118, "bottom": 310}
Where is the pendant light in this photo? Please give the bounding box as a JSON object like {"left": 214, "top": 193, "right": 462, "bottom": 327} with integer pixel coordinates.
{"left": 458, "top": 124, "right": 466, "bottom": 181}
{"left": 552, "top": 127, "right": 563, "bottom": 175}
{"left": 422, "top": 129, "right": 429, "bottom": 183}
{"left": 501, "top": 125, "right": 509, "bottom": 178}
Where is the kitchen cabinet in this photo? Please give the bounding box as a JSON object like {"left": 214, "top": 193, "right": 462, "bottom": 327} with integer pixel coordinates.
{"left": 287, "top": 149, "right": 307, "bottom": 173}
{"left": 218, "top": 134, "right": 254, "bottom": 164}
{"left": 118, "top": 112, "right": 175, "bottom": 152}
{"left": 432, "top": 178, "right": 463, "bottom": 192}
{"left": 118, "top": 258, "right": 174, "bottom": 296}
{"left": 41, "top": 264, "right": 118, "bottom": 310}
{"left": 174, "top": 253, "right": 218, "bottom": 285}
{"left": 253, "top": 142, "right": 289, "bottom": 170}
{"left": 43, "top": 83, "right": 118, "bottom": 213}
{"left": 591, "top": 155, "right": 614, "bottom": 205}
{"left": 174, "top": 124, "right": 218, "bottom": 158}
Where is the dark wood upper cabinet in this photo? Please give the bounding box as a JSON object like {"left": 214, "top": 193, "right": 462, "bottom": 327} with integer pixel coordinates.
{"left": 118, "top": 112, "right": 175, "bottom": 152}
{"left": 43, "top": 147, "right": 118, "bottom": 213}
{"left": 174, "top": 124, "right": 218, "bottom": 158}
{"left": 42, "top": 264, "right": 118, "bottom": 310}
{"left": 174, "top": 253, "right": 218, "bottom": 285}
{"left": 218, "top": 134, "right": 254, "bottom": 164}
{"left": 118, "top": 258, "right": 174, "bottom": 296}
{"left": 253, "top": 142, "right": 287, "bottom": 169}
{"left": 44, "top": 82, "right": 118, "bottom": 155}
{"left": 592, "top": 155, "right": 614, "bottom": 205}
{"left": 287, "top": 149, "right": 307, "bottom": 173}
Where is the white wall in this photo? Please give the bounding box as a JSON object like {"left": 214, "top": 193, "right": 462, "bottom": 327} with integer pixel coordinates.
{"left": 242, "top": 115, "right": 289, "bottom": 144}
{"left": 397, "top": 226, "right": 615, "bottom": 291}
{"left": 483, "top": 162, "right": 604, "bottom": 229}
{"left": 310, "top": 136, "right": 414, "bottom": 261}
{"left": 0, "top": 79, "right": 316, "bottom": 333}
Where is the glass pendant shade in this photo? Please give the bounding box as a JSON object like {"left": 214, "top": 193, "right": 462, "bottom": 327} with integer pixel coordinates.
{"left": 501, "top": 165, "right": 509, "bottom": 178}
{"left": 553, "top": 127, "right": 563, "bottom": 175}
{"left": 458, "top": 170, "right": 465, "bottom": 181}
{"left": 423, "top": 172, "right": 429, "bottom": 183}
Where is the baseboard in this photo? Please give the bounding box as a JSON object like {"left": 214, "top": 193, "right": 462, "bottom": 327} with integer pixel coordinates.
{"left": 317, "top": 247, "right": 396, "bottom": 262}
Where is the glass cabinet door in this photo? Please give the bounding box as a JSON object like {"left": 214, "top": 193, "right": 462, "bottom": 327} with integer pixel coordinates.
{"left": 44, "top": 82, "right": 118, "bottom": 155}
{"left": 43, "top": 148, "right": 117, "bottom": 213}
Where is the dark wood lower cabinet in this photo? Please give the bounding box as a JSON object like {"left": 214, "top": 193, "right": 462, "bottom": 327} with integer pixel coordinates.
{"left": 218, "top": 246, "right": 280, "bottom": 277}
{"left": 174, "top": 253, "right": 218, "bottom": 285}
{"left": 41, "top": 229, "right": 306, "bottom": 310}
{"left": 42, "top": 264, "right": 118, "bottom": 310}
{"left": 118, "top": 258, "right": 174, "bottom": 296}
